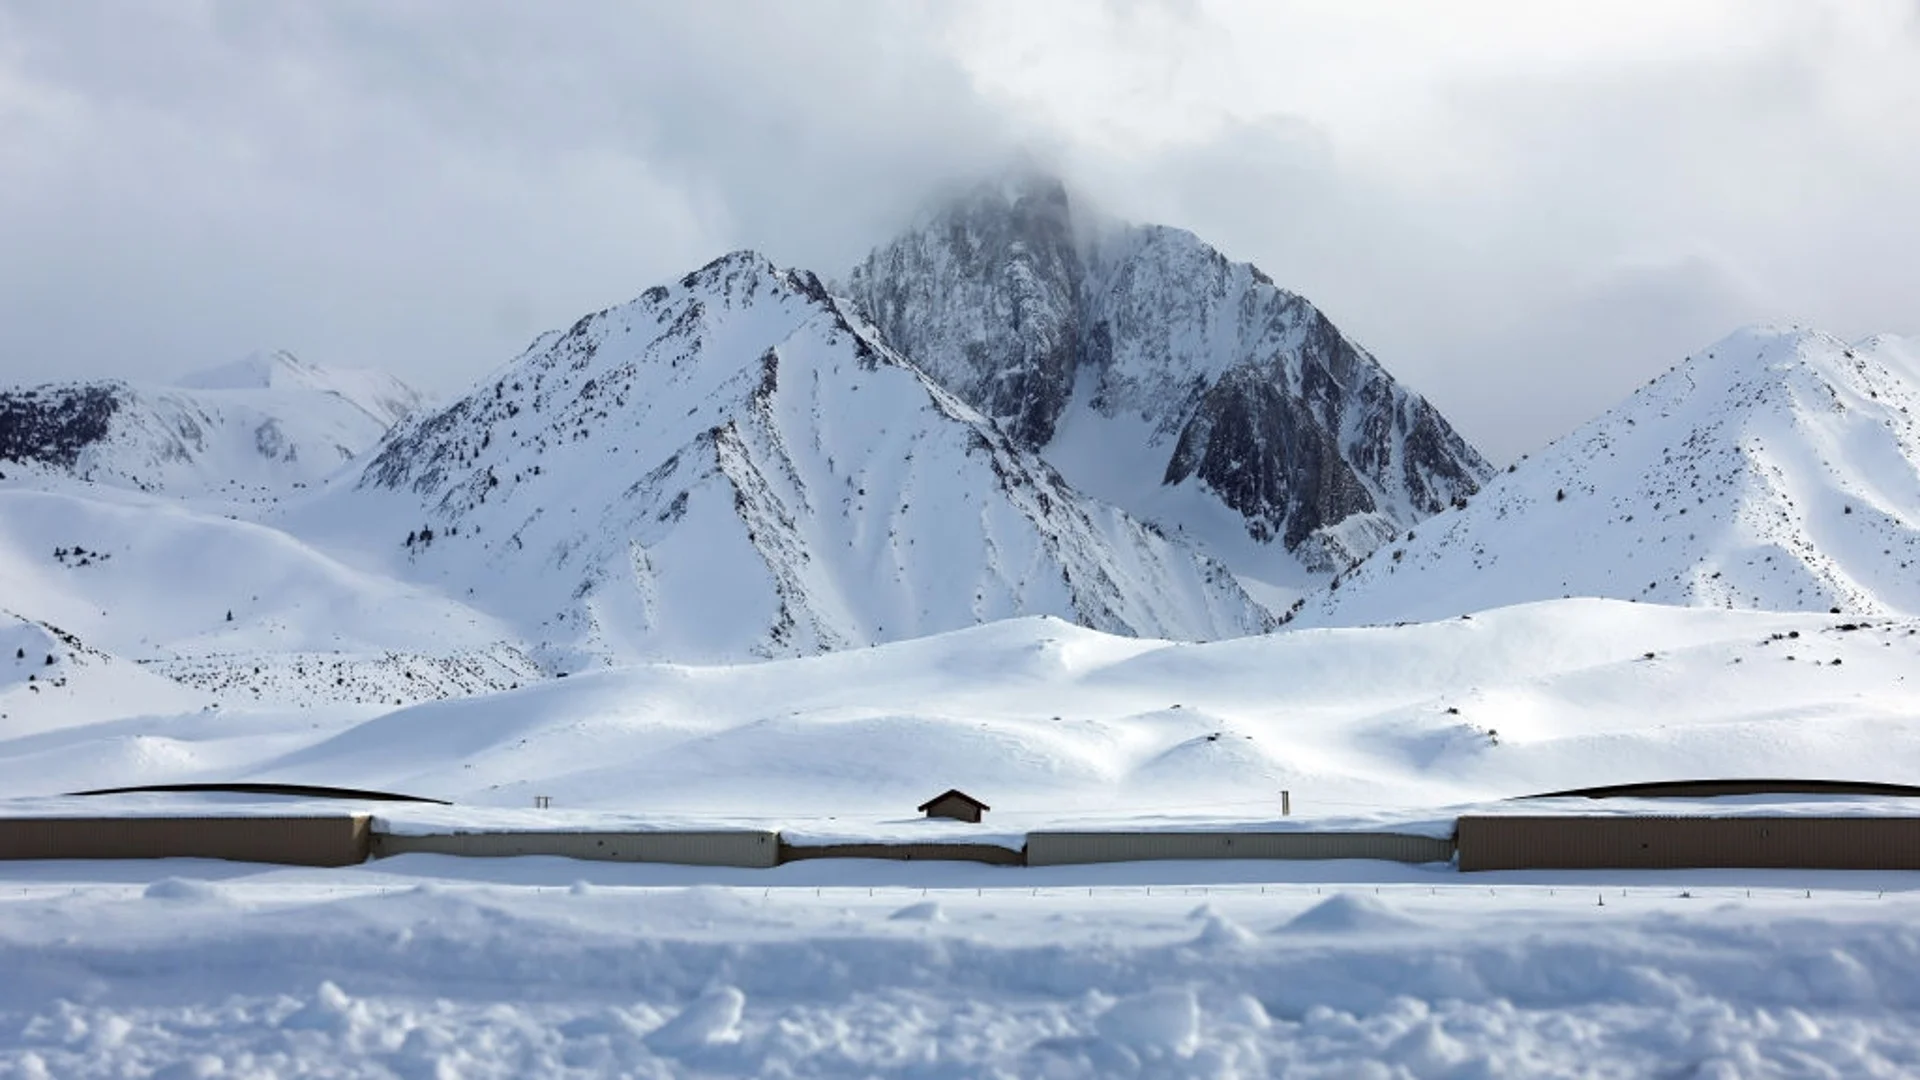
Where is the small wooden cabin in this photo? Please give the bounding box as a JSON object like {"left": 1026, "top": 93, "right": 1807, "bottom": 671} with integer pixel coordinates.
{"left": 918, "top": 789, "right": 989, "bottom": 823}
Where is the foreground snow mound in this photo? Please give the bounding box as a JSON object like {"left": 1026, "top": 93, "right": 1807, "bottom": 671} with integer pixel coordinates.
{"left": 646, "top": 986, "right": 747, "bottom": 1054}
{"left": 327, "top": 251, "right": 1269, "bottom": 667}
{"left": 1281, "top": 892, "right": 1422, "bottom": 935}
{"left": 4, "top": 877, "right": 1919, "bottom": 1078}
{"left": 0, "top": 350, "right": 423, "bottom": 496}
{"left": 1298, "top": 328, "right": 1920, "bottom": 625}
{"left": 849, "top": 172, "right": 1490, "bottom": 585}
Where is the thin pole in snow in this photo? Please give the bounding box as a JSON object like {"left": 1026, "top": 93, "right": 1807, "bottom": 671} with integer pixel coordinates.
{"left": 1282, "top": 790, "right": 1291, "bottom": 816}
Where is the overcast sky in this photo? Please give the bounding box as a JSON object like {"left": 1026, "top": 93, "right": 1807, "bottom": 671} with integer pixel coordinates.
{"left": 2, "top": 1, "right": 1916, "bottom": 461}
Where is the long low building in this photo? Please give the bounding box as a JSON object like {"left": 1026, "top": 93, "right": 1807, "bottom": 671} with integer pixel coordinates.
{"left": 373, "top": 829, "right": 781, "bottom": 868}
{"left": 1027, "top": 831, "right": 1453, "bottom": 866}
{"left": 0, "top": 814, "right": 372, "bottom": 867}
{"left": 1457, "top": 814, "right": 1920, "bottom": 871}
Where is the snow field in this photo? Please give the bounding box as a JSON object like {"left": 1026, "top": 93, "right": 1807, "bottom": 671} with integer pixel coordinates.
{"left": 6, "top": 600, "right": 1920, "bottom": 831}
{"left": 3, "top": 860, "right": 1920, "bottom": 1078}
{"left": 200, "top": 603, "right": 1920, "bottom": 820}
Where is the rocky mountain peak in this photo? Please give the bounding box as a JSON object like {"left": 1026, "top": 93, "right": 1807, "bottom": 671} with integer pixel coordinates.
{"left": 850, "top": 177, "right": 1085, "bottom": 448}
{"left": 847, "top": 172, "right": 1491, "bottom": 591}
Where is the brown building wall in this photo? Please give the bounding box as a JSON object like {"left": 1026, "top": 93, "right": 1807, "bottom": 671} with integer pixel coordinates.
{"left": 0, "top": 815, "right": 372, "bottom": 867}
{"left": 921, "top": 796, "right": 984, "bottom": 823}
{"left": 372, "top": 829, "right": 781, "bottom": 868}
{"left": 1457, "top": 815, "right": 1920, "bottom": 871}
{"left": 1027, "top": 831, "right": 1455, "bottom": 866}
{"left": 778, "top": 841, "right": 1024, "bottom": 865}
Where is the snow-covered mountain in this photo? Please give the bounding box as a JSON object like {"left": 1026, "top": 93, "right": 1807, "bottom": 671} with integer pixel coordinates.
{"left": 1295, "top": 328, "right": 1920, "bottom": 625}
{"left": 0, "top": 350, "right": 424, "bottom": 495}
{"left": 175, "top": 349, "right": 424, "bottom": 428}
{"left": 846, "top": 174, "right": 1491, "bottom": 591}
{"left": 316, "top": 252, "right": 1272, "bottom": 667}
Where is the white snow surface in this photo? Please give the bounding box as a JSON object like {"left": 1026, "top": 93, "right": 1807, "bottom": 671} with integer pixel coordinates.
{"left": 1298, "top": 327, "right": 1920, "bottom": 625}
{"left": 5, "top": 859, "right": 1920, "bottom": 1077}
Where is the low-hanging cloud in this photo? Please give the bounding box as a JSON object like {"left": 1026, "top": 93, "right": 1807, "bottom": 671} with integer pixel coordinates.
{"left": 2, "top": 0, "right": 1915, "bottom": 461}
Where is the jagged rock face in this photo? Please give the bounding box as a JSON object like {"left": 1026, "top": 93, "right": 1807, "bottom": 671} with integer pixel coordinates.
{"left": 847, "top": 177, "right": 1491, "bottom": 575}
{"left": 1295, "top": 328, "right": 1920, "bottom": 626}
{"left": 1164, "top": 364, "right": 1376, "bottom": 548}
{"left": 848, "top": 178, "right": 1083, "bottom": 448}
{"left": 342, "top": 251, "right": 1272, "bottom": 667}
{"left": 0, "top": 354, "right": 423, "bottom": 494}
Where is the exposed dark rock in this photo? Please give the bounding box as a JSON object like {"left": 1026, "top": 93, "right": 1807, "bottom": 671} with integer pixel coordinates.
{"left": 0, "top": 384, "right": 122, "bottom": 469}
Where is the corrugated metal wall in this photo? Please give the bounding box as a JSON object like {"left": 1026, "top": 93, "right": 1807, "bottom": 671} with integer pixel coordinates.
{"left": 373, "top": 829, "right": 781, "bottom": 868}
{"left": 778, "top": 841, "right": 1024, "bottom": 865}
{"left": 0, "top": 815, "right": 371, "bottom": 867}
{"left": 1027, "top": 831, "right": 1455, "bottom": 866}
{"left": 1457, "top": 815, "right": 1920, "bottom": 871}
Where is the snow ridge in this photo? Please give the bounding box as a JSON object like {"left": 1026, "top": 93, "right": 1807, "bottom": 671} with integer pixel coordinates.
{"left": 1297, "top": 328, "right": 1920, "bottom": 624}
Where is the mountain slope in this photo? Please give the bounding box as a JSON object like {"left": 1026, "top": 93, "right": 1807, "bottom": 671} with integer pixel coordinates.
{"left": 0, "top": 610, "right": 209, "bottom": 740}
{"left": 846, "top": 175, "right": 1490, "bottom": 589}
{"left": 1295, "top": 328, "right": 1920, "bottom": 625}
{"left": 312, "top": 252, "right": 1271, "bottom": 668}
{"left": 0, "top": 351, "right": 424, "bottom": 495}
{"left": 0, "top": 486, "right": 510, "bottom": 660}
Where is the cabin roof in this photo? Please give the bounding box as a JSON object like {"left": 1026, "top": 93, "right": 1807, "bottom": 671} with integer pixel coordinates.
{"left": 917, "top": 788, "right": 989, "bottom": 812}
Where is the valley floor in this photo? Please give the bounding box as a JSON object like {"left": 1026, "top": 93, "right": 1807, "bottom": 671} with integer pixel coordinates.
{"left": 3, "top": 855, "right": 1919, "bottom": 1078}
